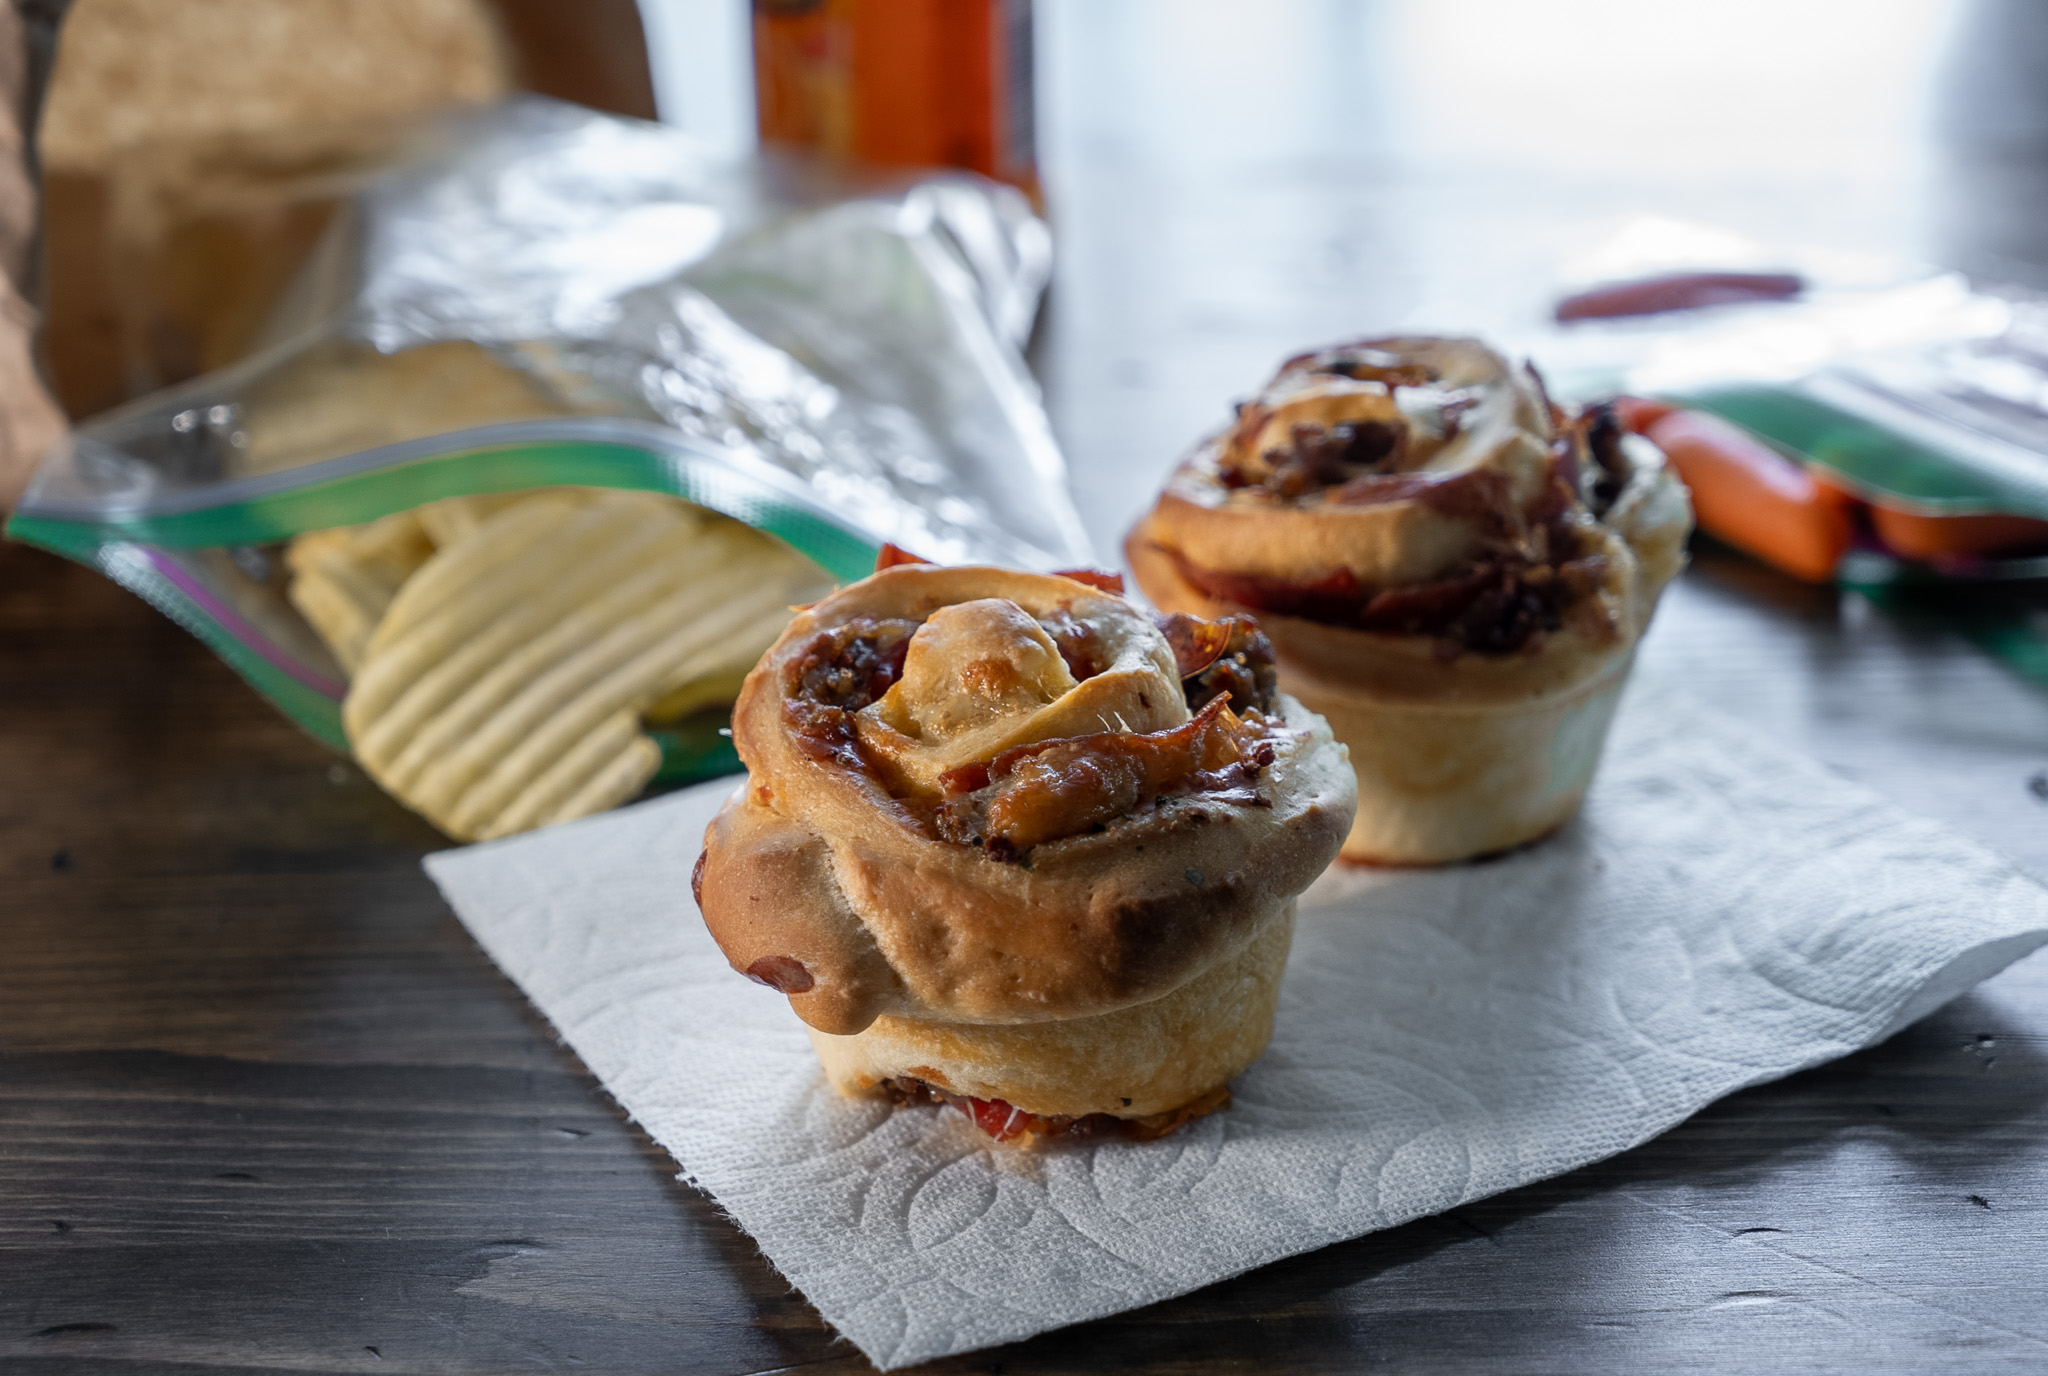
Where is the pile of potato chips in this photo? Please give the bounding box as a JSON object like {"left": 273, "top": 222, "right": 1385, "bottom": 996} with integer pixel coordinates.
{"left": 288, "top": 488, "right": 832, "bottom": 840}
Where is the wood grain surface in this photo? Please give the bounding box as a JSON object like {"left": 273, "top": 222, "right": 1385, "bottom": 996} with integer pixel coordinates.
{"left": 4, "top": 537, "right": 2047, "bottom": 1374}
{"left": 9, "top": 3, "right": 2048, "bottom": 1372}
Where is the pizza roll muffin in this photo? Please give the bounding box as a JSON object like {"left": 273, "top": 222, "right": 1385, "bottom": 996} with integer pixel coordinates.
{"left": 1127, "top": 336, "right": 1692, "bottom": 865}
{"left": 693, "top": 563, "right": 1355, "bottom": 1144}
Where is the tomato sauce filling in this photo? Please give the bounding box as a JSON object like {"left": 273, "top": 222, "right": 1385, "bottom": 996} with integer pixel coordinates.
{"left": 881, "top": 1076, "right": 1233, "bottom": 1145}
{"left": 779, "top": 604, "right": 1284, "bottom": 859}
{"left": 1181, "top": 448, "right": 1617, "bottom": 656}
{"left": 1187, "top": 348, "right": 1629, "bottom": 656}
{"left": 934, "top": 694, "right": 1278, "bottom": 858}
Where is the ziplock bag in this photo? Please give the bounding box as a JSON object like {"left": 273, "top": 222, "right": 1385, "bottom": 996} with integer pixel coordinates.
{"left": 8, "top": 98, "right": 1090, "bottom": 813}
{"left": 1541, "top": 217, "right": 2048, "bottom": 576}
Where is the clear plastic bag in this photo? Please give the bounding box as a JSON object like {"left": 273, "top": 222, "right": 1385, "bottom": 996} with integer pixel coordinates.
{"left": 1539, "top": 217, "right": 2048, "bottom": 574}
{"left": 8, "top": 97, "right": 1089, "bottom": 806}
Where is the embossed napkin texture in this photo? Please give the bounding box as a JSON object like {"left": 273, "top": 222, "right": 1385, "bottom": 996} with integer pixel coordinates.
{"left": 425, "top": 681, "right": 2048, "bottom": 1369}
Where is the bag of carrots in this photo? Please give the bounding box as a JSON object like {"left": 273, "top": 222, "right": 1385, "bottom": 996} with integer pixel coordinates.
{"left": 1550, "top": 223, "right": 2048, "bottom": 585}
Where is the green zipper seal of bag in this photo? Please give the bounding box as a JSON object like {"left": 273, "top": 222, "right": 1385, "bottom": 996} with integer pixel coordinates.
{"left": 1667, "top": 386, "right": 2048, "bottom": 696}
{"left": 7, "top": 427, "right": 883, "bottom": 781}
{"left": 10, "top": 434, "right": 880, "bottom": 577}
{"left": 1672, "top": 379, "right": 2048, "bottom": 519}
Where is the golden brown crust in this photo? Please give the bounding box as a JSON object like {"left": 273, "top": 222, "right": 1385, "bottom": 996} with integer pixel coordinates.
{"left": 807, "top": 907, "right": 1297, "bottom": 1119}
{"left": 1126, "top": 336, "right": 1694, "bottom": 865}
{"left": 1153, "top": 336, "right": 1556, "bottom": 590}
{"left": 1129, "top": 511, "right": 1647, "bottom": 706}
{"left": 695, "top": 565, "right": 1356, "bottom": 1035}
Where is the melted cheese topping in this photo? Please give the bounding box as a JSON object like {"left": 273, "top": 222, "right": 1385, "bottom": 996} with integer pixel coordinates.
{"left": 855, "top": 596, "right": 1187, "bottom": 796}
{"left": 871, "top": 599, "right": 1076, "bottom": 746}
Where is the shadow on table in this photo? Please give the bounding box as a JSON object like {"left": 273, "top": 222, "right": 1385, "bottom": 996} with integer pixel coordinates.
{"left": 1683, "top": 537, "right": 1845, "bottom": 624}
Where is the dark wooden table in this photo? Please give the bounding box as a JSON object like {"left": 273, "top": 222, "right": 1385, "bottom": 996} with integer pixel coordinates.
{"left": 9, "top": 4, "right": 2048, "bottom": 1372}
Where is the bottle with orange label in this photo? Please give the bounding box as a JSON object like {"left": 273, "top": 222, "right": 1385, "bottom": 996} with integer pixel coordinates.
{"left": 753, "top": 0, "right": 1037, "bottom": 199}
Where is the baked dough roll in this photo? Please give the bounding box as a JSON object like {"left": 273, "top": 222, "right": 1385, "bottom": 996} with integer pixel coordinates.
{"left": 694, "top": 564, "right": 1355, "bottom": 1144}
{"left": 1127, "top": 336, "right": 1693, "bottom": 866}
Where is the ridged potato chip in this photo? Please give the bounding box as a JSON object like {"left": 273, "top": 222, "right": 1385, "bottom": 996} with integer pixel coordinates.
{"left": 284, "top": 509, "right": 435, "bottom": 673}
{"left": 341, "top": 488, "right": 830, "bottom": 840}
{"left": 285, "top": 493, "right": 541, "bottom": 673}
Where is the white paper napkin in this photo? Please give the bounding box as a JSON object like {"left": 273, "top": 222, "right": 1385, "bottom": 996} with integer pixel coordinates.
{"left": 425, "top": 681, "right": 2048, "bottom": 1369}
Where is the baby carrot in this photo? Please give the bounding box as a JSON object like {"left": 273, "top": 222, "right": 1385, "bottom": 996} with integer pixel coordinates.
{"left": 1867, "top": 505, "right": 2048, "bottom": 562}
{"left": 1645, "top": 410, "right": 1853, "bottom": 583}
